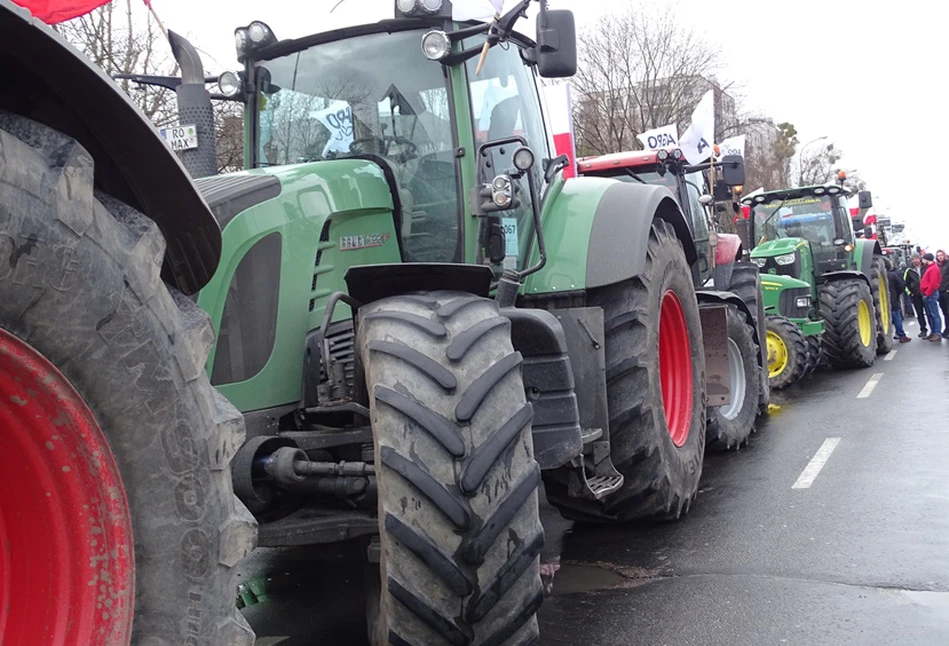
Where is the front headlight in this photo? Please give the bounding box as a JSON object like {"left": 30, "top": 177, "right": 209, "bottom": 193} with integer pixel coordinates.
{"left": 775, "top": 253, "right": 796, "bottom": 266}
{"left": 752, "top": 257, "right": 767, "bottom": 268}
{"left": 795, "top": 297, "right": 811, "bottom": 308}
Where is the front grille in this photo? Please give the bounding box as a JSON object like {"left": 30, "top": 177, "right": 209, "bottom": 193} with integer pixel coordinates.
{"left": 309, "top": 220, "right": 333, "bottom": 312}
{"left": 320, "top": 319, "right": 355, "bottom": 392}
{"left": 779, "top": 287, "right": 811, "bottom": 319}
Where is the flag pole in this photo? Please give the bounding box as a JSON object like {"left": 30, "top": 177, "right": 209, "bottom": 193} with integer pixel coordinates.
{"left": 143, "top": 0, "right": 169, "bottom": 40}
{"left": 475, "top": 12, "right": 501, "bottom": 76}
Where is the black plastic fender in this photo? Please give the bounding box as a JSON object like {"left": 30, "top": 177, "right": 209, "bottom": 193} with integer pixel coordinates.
{"left": 0, "top": 0, "right": 220, "bottom": 293}
{"left": 822, "top": 270, "right": 871, "bottom": 287}
{"left": 344, "top": 263, "right": 493, "bottom": 305}
{"left": 586, "top": 182, "right": 698, "bottom": 288}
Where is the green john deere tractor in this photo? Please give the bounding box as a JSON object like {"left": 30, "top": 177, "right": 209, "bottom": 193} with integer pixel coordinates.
{"left": 743, "top": 185, "right": 891, "bottom": 376}
{"left": 0, "top": 1, "right": 740, "bottom": 644}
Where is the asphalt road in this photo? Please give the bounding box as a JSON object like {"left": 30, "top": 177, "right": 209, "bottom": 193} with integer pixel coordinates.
{"left": 242, "top": 315, "right": 949, "bottom": 645}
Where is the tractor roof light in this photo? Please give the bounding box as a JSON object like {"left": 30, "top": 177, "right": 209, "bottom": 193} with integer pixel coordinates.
{"left": 814, "top": 187, "right": 826, "bottom": 195}
{"left": 397, "top": 0, "right": 417, "bottom": 13}
{"left": 235, "top": 21, "right": 277, "bottom": 61}
{"left": 235, "top": 29, "right": 249, "bottom": 56}
{"left": 421, "top": 30, "right": 452, "bottom": 60}
{"left": 656, "top": 149, "right": 669, "bottom": 162}
{"left": 419, "top": 0, "right": 444, "bottom": 13}
{"left": 671, "top": 148, "right": 683, "bottom": 160}
{"left": 827, "top": 186, "right": 841, "bottom": 194}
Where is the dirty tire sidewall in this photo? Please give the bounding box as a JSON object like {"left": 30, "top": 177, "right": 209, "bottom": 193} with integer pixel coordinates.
{"left": 707, "top": 305, "right": 760, "bottom": 451}
{"left": 585, "top": 219, "right": 707, "bottom": 522}
{"left": 0, "top": 113, "right": 256, "bottom": 645}
{"left": 726, "top": 262, "right": 769, "bottom": 415}
{"left": 359, "top": 291, "right": 543, "bottom": 646}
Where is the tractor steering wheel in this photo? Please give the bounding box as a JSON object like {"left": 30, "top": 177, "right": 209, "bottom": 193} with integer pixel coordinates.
{"left": 349, "top": 136, "right": 418, "bottom": 163}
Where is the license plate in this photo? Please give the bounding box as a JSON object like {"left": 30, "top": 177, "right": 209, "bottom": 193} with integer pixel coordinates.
{"left": 159, "top": 124, "right": 198, "bottom": 151}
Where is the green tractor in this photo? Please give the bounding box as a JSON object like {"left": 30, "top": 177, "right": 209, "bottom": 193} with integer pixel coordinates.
{"left": 1, "top": 1, "right": 743, "bottom": 644}
{"left": 742, "top": 185, "right": 891, "bottom": 377}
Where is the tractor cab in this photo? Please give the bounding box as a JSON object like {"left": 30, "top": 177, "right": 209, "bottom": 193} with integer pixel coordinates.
{"left": 744, "top": 185, "right": 869, "bottom": 288}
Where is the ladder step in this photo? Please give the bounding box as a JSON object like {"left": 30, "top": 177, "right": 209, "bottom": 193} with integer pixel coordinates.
{"left": 585, "top": 474, "right": 623, "bottom": 499}
{"left": 581, "top": 427, "right": 603, "bottom": 445}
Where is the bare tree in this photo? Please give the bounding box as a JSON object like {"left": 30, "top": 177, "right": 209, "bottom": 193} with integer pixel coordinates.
{"left": 743, "top": 121, "right": 798, "bottom": 191}
{"left": 572, "top": 5, "right": 724, "bottom": 156}
{"left": 55, "top": 0, "right": 178, "bottom": 127}
{"left": 57, "top": 0, "right": 245, "bottom": 172}
{"left": 797, "top": 142, "right": 842, "bottom": 186}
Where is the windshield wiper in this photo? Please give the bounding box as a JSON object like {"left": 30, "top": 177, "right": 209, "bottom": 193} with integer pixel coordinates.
{"left": 757, "top": 197, "right": 789, "bottom": 245}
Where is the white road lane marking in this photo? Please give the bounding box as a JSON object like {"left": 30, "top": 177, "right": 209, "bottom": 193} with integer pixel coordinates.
{"left": 857, "top": 373, "right": 884, "bottom": 398}
{"left": 884, "top": 350, "right": 897, "bottom": 361}
{"left": 792, "top": 438, "right": 841, "bottom": 489}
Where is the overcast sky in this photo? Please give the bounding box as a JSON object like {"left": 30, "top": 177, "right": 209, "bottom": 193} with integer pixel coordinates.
{"left": 155, "top": 0, "right": 949, "bottom": 249}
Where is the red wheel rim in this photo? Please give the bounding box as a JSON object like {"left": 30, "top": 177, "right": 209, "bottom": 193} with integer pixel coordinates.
{"left": 658, "top": 290, "right": 693, "bottom": 447}
{"left": 0, "top": 328, "right": 134, "bottom": 645}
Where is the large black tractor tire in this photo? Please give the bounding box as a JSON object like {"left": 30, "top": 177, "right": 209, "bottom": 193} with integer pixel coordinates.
{"left": 707, "top": 305, "right": 761, "bottom": 451}
{"left": 570, "top": 219, "right": 707, "bottom": 522}
{"left": 870, "top": 256, "right": 895, "bottom": 355}
{"left": 727, "top": 262, "right": 770, "bottom": 415}
{"left": 819, "top": 278, "right": 877, "bottom": 368}
{"left": 0, "top": 114, "right": 255, "bottom": 644}
{"left": 802, "top": 334, "right": 823, "bottom": 377}
{"left": 359, "top": 292, "right": 543, "bottom": 646}
{"left": 765, "top": 315, "right": 808, "bottom": 390}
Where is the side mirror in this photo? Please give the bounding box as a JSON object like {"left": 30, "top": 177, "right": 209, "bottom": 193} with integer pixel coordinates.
{"left": 858, "top": 190, "right": 872, "bottom": 209}
{"left": 720, "top": 155, "right": 745, "bottom": 187}
{"left": 864, "top": 226, "right": 873, "bottom": 238}
{"left": 852, "top": 214, "right": 864, "bottom": 229}
{"left": 536, "top": 10, "right": 577, "bottom": 78}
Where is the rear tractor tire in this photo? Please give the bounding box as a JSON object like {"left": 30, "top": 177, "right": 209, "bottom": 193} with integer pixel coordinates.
{"left": 706, "top": 305, "right": 761, "bottom": 451}
{"left": 558, "top": 219, "right": 707, "bottom": 522}
{"left": 0, "top": 112, "right": 255, "bottom": 645}
{"left": 726, "top": 262, "right": 770, "bottom": 416}
{"left": 870, "top": 256, "right": 894, "bottom": 355}
{"left": 819, "top": 278, "right": 877, "bottom": 368}
{"left": 359, "top": 292, "right": 544, "bottom": 646}
{"left": 765, "top": 315, "right": 807, "bottom": 390}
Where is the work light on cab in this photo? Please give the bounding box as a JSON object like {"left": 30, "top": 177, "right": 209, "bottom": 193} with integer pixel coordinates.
{"left": 217, "top": 71, "right": 241, "bottom": 98}
{"left": 513, "top": 146, "right": 535, "bottom": 172}
{"left": 421, "top": 30, "right": 451, "bottom": 60}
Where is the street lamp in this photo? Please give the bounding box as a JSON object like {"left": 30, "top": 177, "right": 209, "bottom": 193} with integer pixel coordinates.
{"left": 797, "top": 135, "right": 828, "bottom": 185}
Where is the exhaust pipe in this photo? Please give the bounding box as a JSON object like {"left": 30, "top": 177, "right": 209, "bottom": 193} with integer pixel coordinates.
{"left": 168, "top": 30, "right": 218, "bottom": 179}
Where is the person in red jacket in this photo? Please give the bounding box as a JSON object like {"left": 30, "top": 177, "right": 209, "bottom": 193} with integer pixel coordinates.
{"left": 920, "top": 253, "right": 943, "bottom": 341}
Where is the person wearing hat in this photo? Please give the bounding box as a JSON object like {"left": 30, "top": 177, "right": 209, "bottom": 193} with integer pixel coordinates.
{"left": 920, "top": 252, "right": 943, "bottom": 341}
{"left": 904, "top": 254, "right": 929, "bottom": 337}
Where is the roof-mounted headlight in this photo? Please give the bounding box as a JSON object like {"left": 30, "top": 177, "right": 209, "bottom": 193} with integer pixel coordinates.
{"left": 396, "top": 0, "right": 419, "bottom": 15}
{"left": 656, "top": 149, "right": 669, "bottom": 162}
{"left": 419, "top": 0, "right": 444, "bottom": 13}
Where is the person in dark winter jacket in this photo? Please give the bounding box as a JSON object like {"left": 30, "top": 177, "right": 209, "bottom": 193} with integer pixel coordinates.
{"left": 905, "top": 254, "right": 928, "bottom": 337}
{"left": 887, "top": 259, "right": 911, "bottom": 342}
{"left": 937, "top": 249, "right": 949, "bottom": 337}
{"left": 921, "top": 253, "right": 943, "bottom": 341}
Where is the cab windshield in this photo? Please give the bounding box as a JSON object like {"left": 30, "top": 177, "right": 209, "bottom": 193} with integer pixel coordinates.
{"left": 254, "top": 29, "right": 460, "bottom": 261}
{"left": 754, "top": 195, "right": 838, "bottom": 246}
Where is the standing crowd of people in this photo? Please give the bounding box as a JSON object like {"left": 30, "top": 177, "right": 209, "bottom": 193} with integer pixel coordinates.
{"left": 895, "top": 250, "right": 949, "bottom": 342}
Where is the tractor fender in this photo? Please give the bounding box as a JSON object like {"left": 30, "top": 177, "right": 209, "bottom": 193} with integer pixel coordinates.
{"left": 854, "top": 238, "right": 882, "bottom": 276}
{"left": 715, "top": 232, "right": 744, "bottom": 266}
{"left": 0, "top": 1, "right": 220, "bottom": 294}
{"left": 822, "top": 270, "right": 870, "bottom": 287}
{"left": 695, "top": 290, "right": 761, "bottom": 354}
{"left": 585, "top": 182, "right": 697, "bottom": 288}
{"left": 523, "top": 177, "right": 696, "bottom": 296}
{"left": 344, "top": 263, "right": 493, "bottom": 305}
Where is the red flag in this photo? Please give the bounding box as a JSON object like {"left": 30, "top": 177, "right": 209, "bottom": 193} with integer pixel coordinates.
{"left": 12, "top": 0, "right": 115, "bottom": 24}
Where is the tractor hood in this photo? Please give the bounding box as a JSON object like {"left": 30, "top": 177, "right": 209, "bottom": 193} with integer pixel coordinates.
{"left": 750, "top": 238, "right": 806, "bottom": 258}
{"left": 759, "top": 273, "right": 810, "bottom": 292}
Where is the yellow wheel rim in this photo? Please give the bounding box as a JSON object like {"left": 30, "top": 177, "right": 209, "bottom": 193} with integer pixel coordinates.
{"left": 878, "top": 275, "right": 890, "bottom": 333}
{"left": 767, "top": 330, "right": 789, "bottom": 378}
{"left": 858, "top": 299, "right": 873, "bottom": 346}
